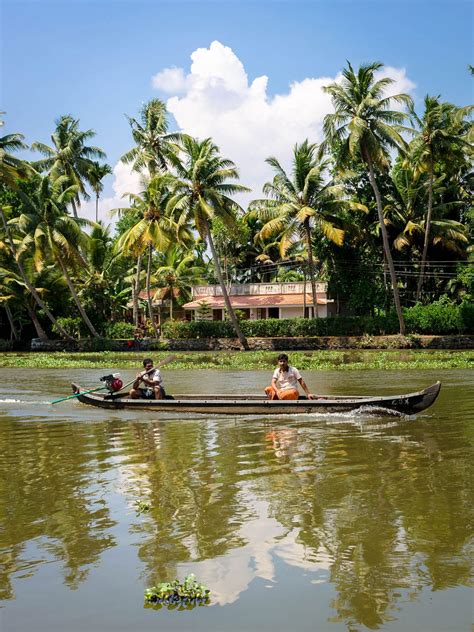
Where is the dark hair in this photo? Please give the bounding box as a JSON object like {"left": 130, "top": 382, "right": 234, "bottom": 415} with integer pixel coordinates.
{"left": 142, "top": 358, "right": 153, "bottom": 367}
{"left": 277, "top": 353, "right": 289, "bottom": 361}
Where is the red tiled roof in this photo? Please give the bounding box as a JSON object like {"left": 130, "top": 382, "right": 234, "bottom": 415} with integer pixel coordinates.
{"left": 183, "top": 294, "right": 332, "bottom": 309}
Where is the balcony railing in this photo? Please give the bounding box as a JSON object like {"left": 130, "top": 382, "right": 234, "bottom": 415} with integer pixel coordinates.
{"left": 192, "top": 282, "right": 327, "bottom": 297}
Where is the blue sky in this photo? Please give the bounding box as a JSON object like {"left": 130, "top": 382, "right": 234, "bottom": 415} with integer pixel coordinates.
{"left": 2, "top": 0, "right": 473, "bottom": 218}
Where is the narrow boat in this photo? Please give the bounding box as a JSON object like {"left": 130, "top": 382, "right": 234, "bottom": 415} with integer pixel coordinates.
{"left": 71, "top": 382, "right": 441, "bottom": 415}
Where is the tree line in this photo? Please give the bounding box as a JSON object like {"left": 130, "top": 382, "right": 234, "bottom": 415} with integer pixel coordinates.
{"left": 0, "top": 62, "right": 472, "bottom": 348}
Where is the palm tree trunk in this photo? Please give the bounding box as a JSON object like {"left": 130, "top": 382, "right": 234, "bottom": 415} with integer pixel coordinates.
{"left": 56, "top": 254, "right": 100, "bottom": 338}
{"left": 206, "top": 219, "right": 249, "bottom": 351}
{"left": 5, "top": 304, "right": 19, "bottom": 340}
{"left": 304, "top": 218, "right": 318, "bottom": 318}
{"left": 0, "top": 207, "right": 75, "bottom": 341}
{"left": 71, "top": 199, "right": 78, "bottom": 218}
{"left": 416, "top": 155, "right": 434, "bottom": 301}
{"left": 365, "top": 155, "right": 406, "bottom": 335}
{"left": 303, "top": 266, "right": 307, "bottom": 318}
{"left": 133, "top": 254, "right": 142, "bottom": 328}
{"left": 95, "top": 193, "right": 99, "bottom": 223}
{"left": 146, "top": 244, "right": 160, "bottom": 338}
{"left": 26, "top": 303, "right": 49, "bottom": 341}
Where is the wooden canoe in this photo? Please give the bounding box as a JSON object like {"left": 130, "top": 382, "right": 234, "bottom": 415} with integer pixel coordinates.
{"left": 71, "top": 382, "right": 441, "bottom": 415}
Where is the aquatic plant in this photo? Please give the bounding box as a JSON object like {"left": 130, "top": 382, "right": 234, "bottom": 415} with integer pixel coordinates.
{"left": 134, "top": 500, "right": 150, "bottom": 515}
{"left": 144, "top": 574, "right": 210, "bottom": 609}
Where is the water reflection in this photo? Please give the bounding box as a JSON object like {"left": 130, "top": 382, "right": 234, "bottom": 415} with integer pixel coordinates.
{"left": 0, "top": 369, "right": 472, "bottom": 631}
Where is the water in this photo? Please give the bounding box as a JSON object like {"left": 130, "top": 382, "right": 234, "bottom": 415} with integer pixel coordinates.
{"left": 0, "top": 368, "right": 472, "bottom": 631}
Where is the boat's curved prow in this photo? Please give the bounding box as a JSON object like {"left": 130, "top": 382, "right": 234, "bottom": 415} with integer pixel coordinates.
{"left": 414, "top": 381, "right": 441, "bottom": 412}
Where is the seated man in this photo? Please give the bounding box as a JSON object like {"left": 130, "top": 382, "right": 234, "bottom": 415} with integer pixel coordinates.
{"left": 130, "top": 358, "right": 165, "bottom": 400}
{"left": 265, "top": 353, "right": 315, "bottom": 400}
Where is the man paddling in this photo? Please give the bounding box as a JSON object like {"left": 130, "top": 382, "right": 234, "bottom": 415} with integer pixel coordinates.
{"left": 130, "top": 358, "right": 165, "bottom": 400}
{"left": 265, "top": 353, "right": 315, "bottom": 400}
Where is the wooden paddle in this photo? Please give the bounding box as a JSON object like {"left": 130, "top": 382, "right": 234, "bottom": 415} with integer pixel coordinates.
{"left": 51, "top": 355, "right": 177, "bottom": 404}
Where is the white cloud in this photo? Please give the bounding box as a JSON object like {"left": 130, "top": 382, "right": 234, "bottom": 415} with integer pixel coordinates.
{"left": 152, "top": 40, "right": 416, "bottom": 205}
{"left": 78, "top": 161, "right": 143, "bottom": 226}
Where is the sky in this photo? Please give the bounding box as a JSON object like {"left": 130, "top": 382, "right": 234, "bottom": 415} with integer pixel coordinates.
{"left": 1, "top": 0, "right": 473, "bottom": 223}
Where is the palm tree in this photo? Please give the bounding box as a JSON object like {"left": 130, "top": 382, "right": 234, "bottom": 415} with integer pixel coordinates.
{"left": 249, "top": 140, "right": 366, "bottom": 316}
{"left": 88, "top": 162, "right": 112, "bottom": 222}
{"left": 323, "top": 62, "right": 414, "bottom": 334}
{"left": 14, "top": 174, "right": 100, "bottom": 337}
{"left": 0, "top": 115, "right": 73, "bottom": 340}
{"left": 154, "top": 245, "right": 206, "bottom": 321}
{"left": 32, "top": 115, "right": 106, "bottom": 217}
{"left": 167, "top": 136, "right": 251, "bottom": 350}
{"left": 408, "top": 97, "right": 472, "bottom": 299}
{"left": 113, "top": 175, "right": 177, "bottom": 337}
{"left": 121, "top": 99, "right": 180, "bottom": 177}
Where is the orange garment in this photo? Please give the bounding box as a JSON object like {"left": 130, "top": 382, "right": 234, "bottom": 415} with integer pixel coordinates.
{"left": 265, "top": 386, "right": 299, "bottom": 400}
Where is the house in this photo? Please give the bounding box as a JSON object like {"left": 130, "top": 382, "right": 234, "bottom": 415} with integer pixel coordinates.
{"left": 182, "top": 282, "right": 334, "bottom": 320}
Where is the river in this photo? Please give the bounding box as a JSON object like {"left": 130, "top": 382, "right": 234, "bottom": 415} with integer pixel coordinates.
{"left": 0, "top": 368, "right": 472, "bottom": 631}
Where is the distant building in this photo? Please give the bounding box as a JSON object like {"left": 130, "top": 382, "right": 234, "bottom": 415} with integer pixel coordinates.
{"left": 182, "top": 282, "right": 334, "bottom": 320}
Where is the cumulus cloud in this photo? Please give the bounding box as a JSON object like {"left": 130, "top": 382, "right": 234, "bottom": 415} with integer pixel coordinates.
{"left": 152, "top": 41, "right": 416, "bottom": 204}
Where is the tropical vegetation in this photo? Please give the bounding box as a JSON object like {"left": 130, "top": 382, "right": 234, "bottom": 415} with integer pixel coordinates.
{"left": 0, "top": 61, "right": 472, "bottom": 347}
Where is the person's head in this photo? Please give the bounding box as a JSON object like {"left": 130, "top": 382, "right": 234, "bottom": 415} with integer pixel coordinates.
{"left": 277, "top": 353, "right": 289, "bottom": 369}
{"left": 142, "top": 358, "right": 153, "bottom": 370}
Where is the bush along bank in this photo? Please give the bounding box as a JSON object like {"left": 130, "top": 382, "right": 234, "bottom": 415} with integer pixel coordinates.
{"left": 162, "top": 300, "right": 474, "bottom": 339}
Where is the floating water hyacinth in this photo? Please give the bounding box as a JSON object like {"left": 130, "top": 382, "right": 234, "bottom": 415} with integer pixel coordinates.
{"left": 134, "top": 500, "right": 151, "bottom": 515}
{"left": 144, "top": 574, "right": 210, "bottom": 609}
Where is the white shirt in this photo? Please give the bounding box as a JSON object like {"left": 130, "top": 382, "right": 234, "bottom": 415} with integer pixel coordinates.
{"left": 272, "top": 366, "right": 301, "bottom": 391}
{"left": 147, "top": 368, "right": 163, "bottom": 386}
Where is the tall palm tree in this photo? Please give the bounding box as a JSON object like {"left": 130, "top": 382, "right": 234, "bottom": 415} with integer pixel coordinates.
{"left": 121, "top": 99, "right": 180, "bottom": 178}
{"left": 167, "top": 136, "right": 251, "bottom": 350}
{"left": 113, "top": 175, "right": 177, "bottom": 337}
{"left": 323, "top": 62, "right": 413, "bottom": 334}
{"left": 249, "top": 140, "right": 366, "bottom": 316}
{"left": 409, "top": 97, "right": 472, "bottom": 299}
{"left": 32, "top": 115, "right": 106, "bottom": 217}
{"left": 14, "top": 174, "right": 100, "bottom": 337}
{"left": 88, "top": 162, "right": 112, "bottom": 222}
{"left": 0, "top": 114, "right": 73, "bottom": 340}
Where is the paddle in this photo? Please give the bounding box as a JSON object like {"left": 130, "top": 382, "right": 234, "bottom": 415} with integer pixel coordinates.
{"left": 51, "top": 355, "right": 176, "bottom": 404}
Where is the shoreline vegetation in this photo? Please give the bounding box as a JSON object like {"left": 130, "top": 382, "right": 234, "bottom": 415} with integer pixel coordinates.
{"left": 0, "top": 349, "right": 472, "bottom": 370}
{"left": 1, "top": 63, "right": 472, "bottom": 351}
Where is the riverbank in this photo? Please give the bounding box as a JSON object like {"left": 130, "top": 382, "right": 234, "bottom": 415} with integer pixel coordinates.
{"left": 0, "top": 349, "right": 472, "bottom": 370}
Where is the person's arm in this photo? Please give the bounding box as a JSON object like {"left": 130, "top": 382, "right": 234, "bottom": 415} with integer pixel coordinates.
{"left": 298, "top": 377, "right": 315, "bottom": 399}
{"left": 133, "top": 370, "right": 144, "bottom": 390}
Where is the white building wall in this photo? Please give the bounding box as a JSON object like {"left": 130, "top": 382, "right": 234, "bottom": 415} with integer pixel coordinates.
{"left": 280, "top": 307, "right": 304, "bottom": 319}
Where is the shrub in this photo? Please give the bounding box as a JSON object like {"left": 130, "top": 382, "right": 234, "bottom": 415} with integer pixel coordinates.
{"left": 161, "top": 303, "right": 473, "bottom": 339}
{"left": 106, "top": 321, "right": 135, "bottom": 339}
{"left": 52, "top": 316, "right": 83, "bottom": 338}
{"left": 404, "top": 300, "right": 463, "bottom": 334}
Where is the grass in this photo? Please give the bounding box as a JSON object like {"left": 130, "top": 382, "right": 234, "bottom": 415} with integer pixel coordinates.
{"left": 0, "top": 350, "right": 472, "bottom": 370}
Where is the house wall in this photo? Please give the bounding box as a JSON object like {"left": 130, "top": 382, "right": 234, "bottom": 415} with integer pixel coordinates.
{"left": 280, "top": 307, "right": 302, "bottom": 319}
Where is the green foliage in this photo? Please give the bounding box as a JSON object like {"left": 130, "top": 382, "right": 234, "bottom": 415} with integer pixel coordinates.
{"left": 0, "top": 349, "right": 471, "bottom": 370}
{"left": 105, "top": 321, "right": 135, "bottom": 339}
{"left": 404, "top": 299, "right": 465, "bottom": 334}
{"left": 163, "top": 303, "right": 473, "bottom": 338}
{"left": 163, "top": 319, "right": 234, "bottom": 339}
{"left": 134, "top": 500, "right": 150, "bottom": 515}
{"left": 144, "top": 574, "right": 210, "bottom": 608}
{"left": 52, "top": 316, "right": 83, "bottom": 338}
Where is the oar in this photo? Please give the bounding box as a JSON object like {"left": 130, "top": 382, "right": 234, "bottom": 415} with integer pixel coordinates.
{"left": 51, "top": 354, "right": 177, "bottom": 404}
{"left": 51, "top": 385, "right": 108, "bottom": 404}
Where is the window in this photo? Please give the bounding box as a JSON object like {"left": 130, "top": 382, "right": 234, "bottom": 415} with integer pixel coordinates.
{"left": 268, "top": 307, "right": 279, "bottom": 319}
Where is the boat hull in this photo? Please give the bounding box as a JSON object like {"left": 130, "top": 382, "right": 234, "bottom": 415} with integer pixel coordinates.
{"left": 70, "top": 382, "right": 441, "bottom": 415}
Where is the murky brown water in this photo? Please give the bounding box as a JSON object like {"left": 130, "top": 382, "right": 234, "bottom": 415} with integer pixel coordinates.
{"left": 0, "top": 368, "right": 472, "bottom": 631}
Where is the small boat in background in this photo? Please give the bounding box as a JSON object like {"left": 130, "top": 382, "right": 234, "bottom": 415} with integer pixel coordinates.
{"left": 71, "top": 382, "right": 441, "bottom": 415}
